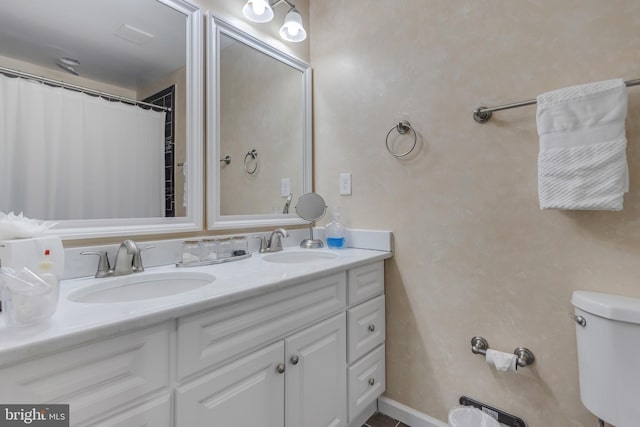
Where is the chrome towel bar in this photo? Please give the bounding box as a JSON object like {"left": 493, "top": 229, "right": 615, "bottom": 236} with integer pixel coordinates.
{"left": 473, "top": 78, "right": 640, "bottom": 124}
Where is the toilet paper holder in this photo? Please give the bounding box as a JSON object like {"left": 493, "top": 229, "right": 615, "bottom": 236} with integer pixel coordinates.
{"left": 471, "top": 336, "right": 535, "bottom": 368}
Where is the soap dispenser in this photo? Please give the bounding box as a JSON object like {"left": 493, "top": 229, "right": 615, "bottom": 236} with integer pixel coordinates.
{"left": 325, "top": 207, "right": 345, "bottom": 249}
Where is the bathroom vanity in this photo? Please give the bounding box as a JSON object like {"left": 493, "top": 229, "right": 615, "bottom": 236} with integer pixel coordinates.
{"left": 0, "top": 248, "right": 390, "bottom": 427}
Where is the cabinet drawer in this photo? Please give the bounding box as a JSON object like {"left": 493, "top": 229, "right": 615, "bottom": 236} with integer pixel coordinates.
{"left": 177, "top": 272, "right": 347, "bottom": 380}
{"left": 347, "top": 262, "right": 384, "bottom": 305}
{"left": 176, "top": 341, "right": 285, "bottom": 427}
{"left": 347, "top": 295, "right": 385, "bottom": 363}
{"left": 0, "top": 323, "right": 171, "bottom": 426}
{"left": 348, "top": 344, "right": 385, "bottom": 423}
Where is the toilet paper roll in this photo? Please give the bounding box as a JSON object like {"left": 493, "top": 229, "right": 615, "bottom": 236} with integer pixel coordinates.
{"left": 486, "top": 349, "right": 518, "bottom": 372}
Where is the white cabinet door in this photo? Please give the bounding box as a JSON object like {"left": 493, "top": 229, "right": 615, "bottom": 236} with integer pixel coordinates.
{"left": 88, "top": 394, "right": 172, "bottom": 427}
{"left": 175, "top": 341, "right": 285, "bottom": 427}
{"left": 285, "top": 313, "right": 347, "bottom": 427}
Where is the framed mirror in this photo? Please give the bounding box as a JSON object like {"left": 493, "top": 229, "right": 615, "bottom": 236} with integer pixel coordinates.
{"left": 206, "top": 16, "right": 311, "bottom": 230}
{"left": 0, "top": 0, "right": 203, "bottom": 239}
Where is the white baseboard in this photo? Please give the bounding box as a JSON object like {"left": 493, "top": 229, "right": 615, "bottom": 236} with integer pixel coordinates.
{"left": 378, "top": 397, "right": 448, "bottom": 427}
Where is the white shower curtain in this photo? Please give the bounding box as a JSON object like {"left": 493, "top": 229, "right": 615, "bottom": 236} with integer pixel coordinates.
{"left": 0, "top": 73, "right": 166, "bottom": 220}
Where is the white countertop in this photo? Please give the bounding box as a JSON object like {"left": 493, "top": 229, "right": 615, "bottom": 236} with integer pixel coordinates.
{"left": 0, "top": 247, "right": 391, "bottom": 365}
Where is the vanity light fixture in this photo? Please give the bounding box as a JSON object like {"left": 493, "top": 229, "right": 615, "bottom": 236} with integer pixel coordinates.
{"left": 241, "top": 0, "right": 274, "bottom": 23}
{"left": 279, "top": 8, "right": 306, "bottom": 42}
{"left": 242, "top": 0, "right": 307, "bottom": 42}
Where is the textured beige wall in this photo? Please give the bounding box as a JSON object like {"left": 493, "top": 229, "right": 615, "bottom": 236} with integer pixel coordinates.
{"left": 310, "top": 1, "right": 640, "bottom": 425}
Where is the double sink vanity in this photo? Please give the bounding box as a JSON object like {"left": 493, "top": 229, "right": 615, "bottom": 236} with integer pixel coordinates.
{"left": 0, "top": 245, "right": 391, "bottom": 427}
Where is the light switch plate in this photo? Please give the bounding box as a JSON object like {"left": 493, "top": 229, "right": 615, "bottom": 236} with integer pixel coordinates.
{"left": 340, "top": 173, "right": 352, "bottom": 195}
{"left": 281, "top": 178, "right": 290, "bottom": 197}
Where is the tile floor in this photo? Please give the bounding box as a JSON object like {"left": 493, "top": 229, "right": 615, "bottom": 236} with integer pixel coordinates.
{"left": 363, "top": 412, "right": 410, "bottom": 427}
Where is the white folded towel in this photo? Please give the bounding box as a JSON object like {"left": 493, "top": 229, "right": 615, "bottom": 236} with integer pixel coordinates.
{"left": 536, "top": 79, "right": 628, "bottom": 210}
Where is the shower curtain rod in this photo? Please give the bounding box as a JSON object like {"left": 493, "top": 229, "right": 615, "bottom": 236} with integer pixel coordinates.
{"left": 473, "top": 78, "right": 640, "bottom": 124}
{"left": 0, "top": 65, "right": 171, "bottom": 113}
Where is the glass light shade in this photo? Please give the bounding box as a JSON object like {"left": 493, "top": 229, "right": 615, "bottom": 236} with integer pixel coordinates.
{"left": 279, "top": 9, "right": 306, "bottom": 42}
{"left": 242, "top": 0, "right": 274, "bottom": 23}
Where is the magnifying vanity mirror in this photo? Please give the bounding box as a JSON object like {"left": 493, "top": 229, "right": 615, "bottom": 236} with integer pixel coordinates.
{"left": 295, "top": 193, "right": 327, "bottom": 249}
{"left": 206, "top": 16, "right": 312, "bottom": 230}
{"left": 0, "top": 0, "right": 203, "bottom": 239}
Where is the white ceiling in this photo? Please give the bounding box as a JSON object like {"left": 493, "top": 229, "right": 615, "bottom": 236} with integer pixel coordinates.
{"left": 0, "top": 0, "right": 187, "bottom": 90}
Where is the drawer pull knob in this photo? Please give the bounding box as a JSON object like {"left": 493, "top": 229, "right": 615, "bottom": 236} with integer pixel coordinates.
{"left": 368, "top": 378, "right": 375, "bottom": 386}
{"left": 276, "top": 363, "right": 286, "bottom": 374}
{"left": 290, "top": 355, "right": 299, "bottom": 365}
{"left": 368, "top": 324, "right": 376, "bottom": 332}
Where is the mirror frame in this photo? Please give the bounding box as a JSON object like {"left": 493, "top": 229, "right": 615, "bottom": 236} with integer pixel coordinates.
{"left": 206, "top": 15, "right": 312, "bottom": 230}
{"left": 36, "top": 0, "right": 204, "bottom": 240}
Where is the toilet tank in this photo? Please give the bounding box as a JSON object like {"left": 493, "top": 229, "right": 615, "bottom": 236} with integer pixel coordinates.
{"left": 572, "top": 291, "right": 640, "bottom": 427}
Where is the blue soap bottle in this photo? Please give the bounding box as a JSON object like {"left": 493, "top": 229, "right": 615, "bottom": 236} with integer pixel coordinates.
{"left": 325, "top": 207, "right": 345, "bottom": 249}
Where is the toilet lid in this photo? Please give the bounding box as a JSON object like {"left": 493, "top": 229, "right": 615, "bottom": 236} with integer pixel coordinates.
{"left": 572, "top": 291, "right": 640, "bottom": 324}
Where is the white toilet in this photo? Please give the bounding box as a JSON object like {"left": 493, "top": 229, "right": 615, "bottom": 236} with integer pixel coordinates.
{"left": 572, "top": 291, "right": 640, "bottom": 427}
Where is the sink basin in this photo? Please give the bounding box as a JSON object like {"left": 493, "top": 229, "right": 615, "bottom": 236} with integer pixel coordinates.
{"left": 68, "top": 271, "right": 215, "bottom": 304}
{"left": 262, "top": 251, "right": 338, "bottom": 264}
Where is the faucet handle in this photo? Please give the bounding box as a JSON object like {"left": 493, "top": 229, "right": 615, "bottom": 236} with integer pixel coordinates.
{"left": 81, "top": 251, "right": 112, "bottom": 278}
{"left": 252, "top": 236, "right": 268, "bottom": 253}
{"left": 132, "top": 245, "right": 155, "bottom": 273}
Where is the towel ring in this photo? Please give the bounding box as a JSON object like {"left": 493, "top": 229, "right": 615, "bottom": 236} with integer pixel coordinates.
{"left": 385, "top": 120, "right": 417, "bottom": 158}
{"left": 244, "top": 149, "right": 258, "bottom": 175}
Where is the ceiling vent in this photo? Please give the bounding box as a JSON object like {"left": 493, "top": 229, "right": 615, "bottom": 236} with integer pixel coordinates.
{"left": 55, "top": 57, "right": 80, "bottom": 76}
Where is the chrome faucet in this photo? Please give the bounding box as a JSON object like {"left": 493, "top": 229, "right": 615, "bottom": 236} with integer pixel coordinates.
{"left": 81, "top": 239, "right": 154, "bottom": 278}
{"left": 113, "top": 239, "right": 140, "bottom": 276}
{"left": 268, "top": 228, "right": 289, "bottom": 252}
{"left": 255, "top": 228, "right": 289, "bottom": 253}
{"left": 282, "top": 193, "right": 293, "bottom": 214}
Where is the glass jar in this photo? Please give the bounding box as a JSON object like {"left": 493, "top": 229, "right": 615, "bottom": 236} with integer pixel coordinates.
{"left": 1, "top": 270, "right": 59, "bottom": 326}
{"left": 202, "top": 239, "right": 219, "bottom": 261}
{"left": 181, "top": 240, "right": 202, "bottom": 264}
{"left": 231, "top": 236, "right": 248, "bottom": 256}
{"left": 217, "top": 238, "right": 233, "bottom": 259}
